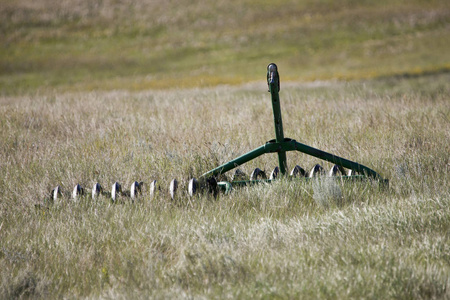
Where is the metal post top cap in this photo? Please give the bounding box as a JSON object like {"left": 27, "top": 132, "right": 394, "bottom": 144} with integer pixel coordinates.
{"left": 267, "top": 63, "right": 278, "bottom": 72}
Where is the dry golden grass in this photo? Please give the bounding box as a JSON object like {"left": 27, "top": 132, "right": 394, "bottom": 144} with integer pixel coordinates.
{"left": 1, "top": 0, "right": 449, "bottom": 297}
{"left": 0, "top": 72, "right": 449, "bottom": 298}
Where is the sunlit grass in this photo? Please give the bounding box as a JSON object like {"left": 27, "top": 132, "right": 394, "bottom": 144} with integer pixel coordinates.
{"left": 0, "top": 0, "right": 449, "bottom": 297}
{"left": 0, "top": 71, "right": 449, "bottom": 298}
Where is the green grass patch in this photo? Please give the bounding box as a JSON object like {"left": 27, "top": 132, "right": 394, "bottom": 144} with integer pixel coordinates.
{"left": 1, "top": 0, "right": 449, "bottom": 94}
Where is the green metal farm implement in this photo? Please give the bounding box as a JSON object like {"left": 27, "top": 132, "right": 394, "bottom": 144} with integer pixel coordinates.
{"left": 49, "top": 63, "right": 388, "bottom": 202}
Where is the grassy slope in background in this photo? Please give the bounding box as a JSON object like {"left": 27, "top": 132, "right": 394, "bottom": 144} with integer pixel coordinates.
{"left": 1, "top": 0, "right": 449, "bottom": 93}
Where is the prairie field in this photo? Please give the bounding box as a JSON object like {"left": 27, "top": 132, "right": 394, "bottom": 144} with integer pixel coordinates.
{"left": 1, "top": 0, "right": 450, "bottom": 299}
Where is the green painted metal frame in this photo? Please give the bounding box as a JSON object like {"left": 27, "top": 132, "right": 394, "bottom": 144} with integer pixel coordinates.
{"left": 200, "top": 63, "right": 388, "bottom": 191}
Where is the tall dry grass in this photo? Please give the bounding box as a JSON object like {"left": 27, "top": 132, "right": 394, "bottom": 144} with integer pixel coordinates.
{"left": 0, "top": 72, "right": 449, "bottom": 298}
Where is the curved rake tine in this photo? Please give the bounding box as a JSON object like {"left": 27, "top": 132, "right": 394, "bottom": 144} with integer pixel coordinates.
{"left": 309, "top": 164, "right": 324, "bottom": 178}
{"left": 111, "top": 182, "right": 122, "bottom": 202}
{"left": 206, "top": 177, "right": 218, "bottom": 197}
{"left": 130, "top": 181, "right": 143, "bottom": 199}
{"left": 149, "top": 180, "right": 157, "bottom": 198}
{"left": 250, "top": 168, "right": 266, "bottom": 181}
{"left": 92, "top": 183, "right": 102, "bottom": 199}
{"left": 232, "top": 169, "right": 247, "bottom": 181}
{"left": 169, "top": 179, "right": 178, "bottom": 200}
{"left": 269, "top": 166, "right": 279, "bottom": 180}
{"left": 72, "top": 184, "right": 84, "bottom": 200}
{"left": 328, "top": 164, "right": 345, "bottom": 176}
{"left": 290, "top": 165, "right": 306, "bottom": 177}
{"left": 52, "top": 186, "right": 62, "bottom": 201}
{"left": 188, "top": 178, "right": 198, "bottom": 197}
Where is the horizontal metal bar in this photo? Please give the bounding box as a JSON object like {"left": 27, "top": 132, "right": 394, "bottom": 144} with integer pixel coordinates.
{"left": 217, "top": 175, "right": 373, "bottom": 193}
{"left": 202, "top": 138, "right": 387, "bottom": 186}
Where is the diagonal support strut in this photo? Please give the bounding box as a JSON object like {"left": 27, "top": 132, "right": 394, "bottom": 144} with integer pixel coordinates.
{"left": 200, "top": 63, "right": 388, "bottom": 188}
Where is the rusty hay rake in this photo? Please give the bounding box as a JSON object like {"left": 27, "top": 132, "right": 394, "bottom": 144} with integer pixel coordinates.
{"left": 47, "top": 63, "right": 388, "bottom": 203}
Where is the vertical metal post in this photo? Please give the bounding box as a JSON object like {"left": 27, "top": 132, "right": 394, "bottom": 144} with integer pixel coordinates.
{"left": 267, "top": 63, "right": 287, "bottom": 175}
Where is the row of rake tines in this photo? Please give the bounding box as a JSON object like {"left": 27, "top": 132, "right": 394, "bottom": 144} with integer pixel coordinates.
{"left": 48, "top": 163, "right": 353, "bottom": 202}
